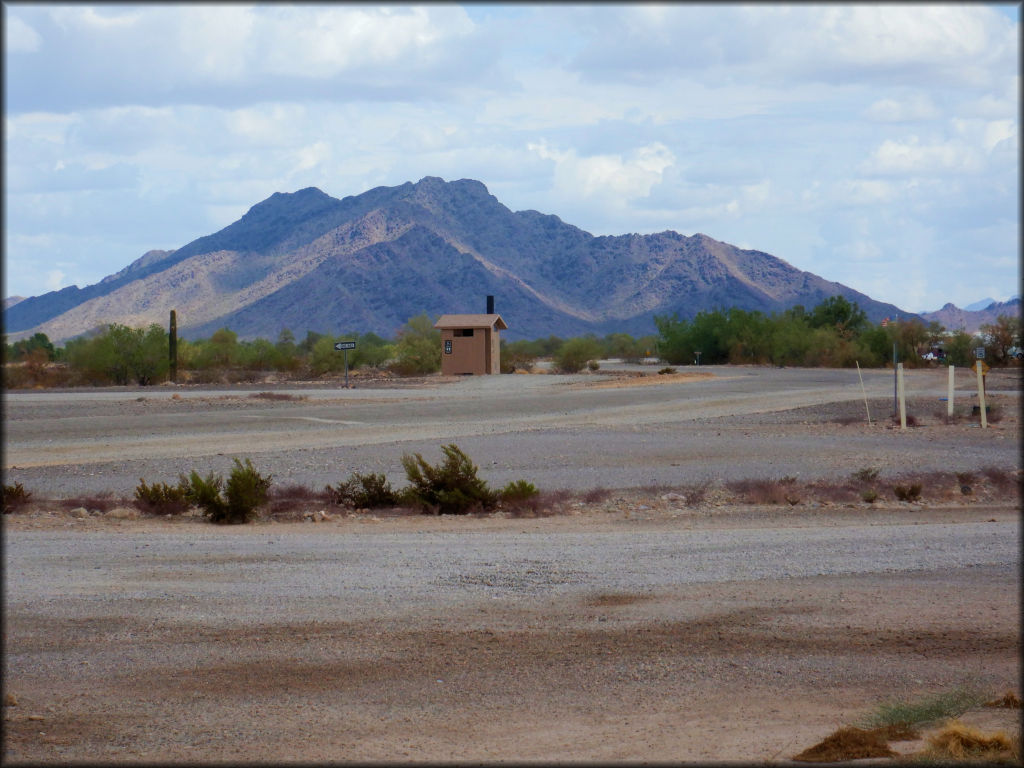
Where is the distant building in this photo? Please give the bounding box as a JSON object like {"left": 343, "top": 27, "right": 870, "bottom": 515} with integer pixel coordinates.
{"left": 434, "top": 314, "right": 508, "bottom": 375}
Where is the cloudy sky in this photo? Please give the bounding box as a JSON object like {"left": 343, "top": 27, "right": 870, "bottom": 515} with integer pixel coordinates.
{"left": 4, "top": 3, "right": 1020, "bottom": 313}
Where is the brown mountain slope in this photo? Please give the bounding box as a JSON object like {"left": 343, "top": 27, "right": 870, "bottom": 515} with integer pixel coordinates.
{"left": 920, "top": 299, "right": 1022, "bottom": 335}
{"left": 5, "top": 176, "right": 912, "bottom": 343}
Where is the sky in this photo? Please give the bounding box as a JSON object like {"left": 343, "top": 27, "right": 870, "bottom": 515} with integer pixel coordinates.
{"left": 3, "top": 3, "right": 1020, "bottom": 314}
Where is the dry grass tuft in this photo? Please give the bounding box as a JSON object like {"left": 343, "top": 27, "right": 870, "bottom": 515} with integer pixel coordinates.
{"left": 985, "top": 692, "right": 1022, "bottom": 709}
{"left": 792, "top": 726, "right": 897, "bottom": 762}
{"left": 727, "top": 476, "right": 800, "bottom": 505}
{"left": 922, "top": 720, "right": 1019, "bottom": 762}
{"left": 581, "top": 487, "right": 613, "bottom": 504}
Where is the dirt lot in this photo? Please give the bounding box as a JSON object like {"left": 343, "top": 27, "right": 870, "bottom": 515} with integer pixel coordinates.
{"left": 3, "top": 365, "right": 1021, "bottom": 763}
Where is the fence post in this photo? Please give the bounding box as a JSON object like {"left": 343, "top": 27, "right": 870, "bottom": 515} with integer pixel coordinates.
{"left": 976, "top": 361, "right": 987, "bottom": 429}
{"left": 897, "top": 362, "right": 907, "bottom": 430}
{"left": 947, "top": 365, "right": 954, "bottom": 421}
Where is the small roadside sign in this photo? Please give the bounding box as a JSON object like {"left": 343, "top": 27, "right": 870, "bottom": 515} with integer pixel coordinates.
{"left": 974, "top": 347, "right": 985, "bottom": 359}
{"left": 334, "top": 341, "right": 357, "bottom": 387}
{"left": 978, "top": 361, "right": 990, "bottom": 375}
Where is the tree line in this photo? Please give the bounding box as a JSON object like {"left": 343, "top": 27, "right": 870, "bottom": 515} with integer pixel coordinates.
{"left": 3, "top": 297, "right": 1020, "bottom": 388}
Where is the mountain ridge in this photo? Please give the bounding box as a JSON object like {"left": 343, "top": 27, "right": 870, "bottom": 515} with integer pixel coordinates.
{"left": 5, "top": 176, "right": 916, "bottom": 343}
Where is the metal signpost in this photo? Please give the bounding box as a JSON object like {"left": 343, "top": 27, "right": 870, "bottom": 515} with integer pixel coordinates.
{"left": 334, "top": 341, "right": 357, "bottom": 387}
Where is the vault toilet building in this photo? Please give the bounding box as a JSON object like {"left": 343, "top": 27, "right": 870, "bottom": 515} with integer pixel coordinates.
{"left": 434, "top": 296, "right": 508, "bottom": 375}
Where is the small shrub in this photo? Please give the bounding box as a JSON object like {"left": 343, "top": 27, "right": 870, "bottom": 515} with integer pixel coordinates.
{"left": 327, "top": 472, "right": 398, "bottom": 509}
{"left": 224, "top": 459, "right": 272, "bottom": 523}
{"left": 2, "top": 482, "right": 32, "bottom": 513}
{"left": 401, "top": 444, "right": 497, "bottom": 515}
{"left": 852, "top": 467, "right": 880, "bottom": 483}
{"left": 658, "top": 367, "right": 676, "bottom": 375}
{"left": 134, "top": 478, "right": 190, "bottom": 515}
{"left": 861, "top": 489, "right": 878, "bottom": 503}
{"left": 586, "top": 359, "right": 600, "bottom": 372}
{"left": 183, "top": 459, "right": 271, "bottom": 524}
{"left": 182, "top": 470, "right": 226, "bottom": 520}
{"left": 678, "top": 482, "right": 710, "bottom": 506}
{"left": 581, "top": 487, "right": 613, "bottom": 504}
{"left": 980, "top": 465, "right": 1019, "bottom": 494}
{"left": 893, "top": 483, "right": 922, "bottom": 502}
{"left": 728, "top": 477, "right": 799, "bottom": 505}
{"left": 499, "top": 479, "right": 539, "bottom": 503}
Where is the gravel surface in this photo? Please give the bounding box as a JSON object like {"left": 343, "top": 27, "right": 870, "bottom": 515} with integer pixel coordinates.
{"left": 4, "top": 364, "right": 1020, "bottom": 497}
{"left": 3, "top": 364, "right": 1020, "bottom": 763}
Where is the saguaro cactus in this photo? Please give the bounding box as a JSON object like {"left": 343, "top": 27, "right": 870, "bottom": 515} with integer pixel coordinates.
{"left": 169, "top": 309, "right": 178, "bottom": 383}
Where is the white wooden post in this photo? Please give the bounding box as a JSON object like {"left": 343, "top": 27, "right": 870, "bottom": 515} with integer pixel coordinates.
{"left": 947, "top": 365, "right": 954, "bottom": 420}
{"left": 976, "top": 361, "right": 987, "bottom": 429}
{"left": 897, "top": 363, "right": 907, "bottom": 430}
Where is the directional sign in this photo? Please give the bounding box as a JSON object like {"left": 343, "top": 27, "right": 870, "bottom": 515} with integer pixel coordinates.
{"left": 974, "top": 347, "right": 985, "bottom": 359}
{"left": 334, "top": 341, "right": 357, "bottom": 351}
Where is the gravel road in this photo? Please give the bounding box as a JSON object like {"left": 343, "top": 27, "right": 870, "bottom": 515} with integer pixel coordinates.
{"left": 4, "top": 509, "right": 1019, "bottom": 763}
{"left": 4, "top": 364, "right": 1019, "bottom": 497}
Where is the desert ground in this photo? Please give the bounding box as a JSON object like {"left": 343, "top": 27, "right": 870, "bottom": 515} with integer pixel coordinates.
{"left": 3, "top": 363, "right": 1020, "bottom": 763}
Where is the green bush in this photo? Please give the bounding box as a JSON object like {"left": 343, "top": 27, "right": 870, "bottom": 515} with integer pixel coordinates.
{"left": 401, "top": 444, "right": 497, "bottom": 514}
{"left": 852, "top": 467, "right": 880, "bottom": 484}
{"left": 2, "top": 482, "right": 32, "bottom": 513}
{"left": 499, "top": 479, "right": 539, "bottom": 503}
{"left": 182, "top": 470, "right": 226, "bottom": 519}
{"left": 554, "top": 337, "right": 603, "bottom": 373}
{"left": 893, "top": 483, "right": 922, "bottom": 502}
{"left": 390, "top": 313, "right": 441, "bottom": 376}
{"left": 327, "top": 472, "right": 397, "bottom": 508}
{"left": 134, "top": 478, "right": 190, "bottom": 515}
{"left": 224, "top": 459, "right": 272, "bottom": 523}
{"left": 183, "top": 459, "right": 271, "bottom": 524}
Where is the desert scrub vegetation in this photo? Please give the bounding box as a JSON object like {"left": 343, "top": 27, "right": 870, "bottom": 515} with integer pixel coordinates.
{"left": 180, "top": 458, "right": 272, "bottom": 524}
{"left": 726, "top": 476, "right": 801, "bottom": 505}
{"left": 134, "top": 478, "right": 191, "bottom": 515}
{"left": 401, "top": 443, "right": 499, "bottom": 514}
{"left": 794, "top": 685, "right": 1018, "bottom": 764}
{"left": 327, "top": 472, "right": 398, "bottom": 509}
{"left": 2, "top": 482, "right": 32, "bottom": 513}
{"left": 857, "top": 686, "right": 985, "bottom": 730}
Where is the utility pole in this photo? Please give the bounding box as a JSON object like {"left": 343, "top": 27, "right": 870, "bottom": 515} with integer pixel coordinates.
{"left": 169, "top": 309, "right": 178, "bottom": 384}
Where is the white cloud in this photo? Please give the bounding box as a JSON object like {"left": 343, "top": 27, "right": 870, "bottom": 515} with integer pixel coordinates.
{"left": 4, "top": 15, "right": 41, "bottom": 52}
{"left": 48, "top": 6, "right": 143, "bottom": 31}
{"left": 527, "top": 140, "right": 674, "bottom": 201}
{"left": 865, "top": 94, "right": 940, "bottom": 122}
{"left": 865, "top": 136, "right": 984, "bottom": 175}
{"left": 45, "top": 269, "right": 68, "bottom": 292}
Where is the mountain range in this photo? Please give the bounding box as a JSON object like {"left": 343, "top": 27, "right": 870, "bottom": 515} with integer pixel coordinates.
{"left": 5, "top": 176, "right": 918, "bottom": 344}
{"left": 919, "top": 298, "right": 1021, "bottom": 335}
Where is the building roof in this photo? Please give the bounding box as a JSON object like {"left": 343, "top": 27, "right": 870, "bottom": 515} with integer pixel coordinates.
{"left": 434, "top": 314, "right": 508, "bottom": 330}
